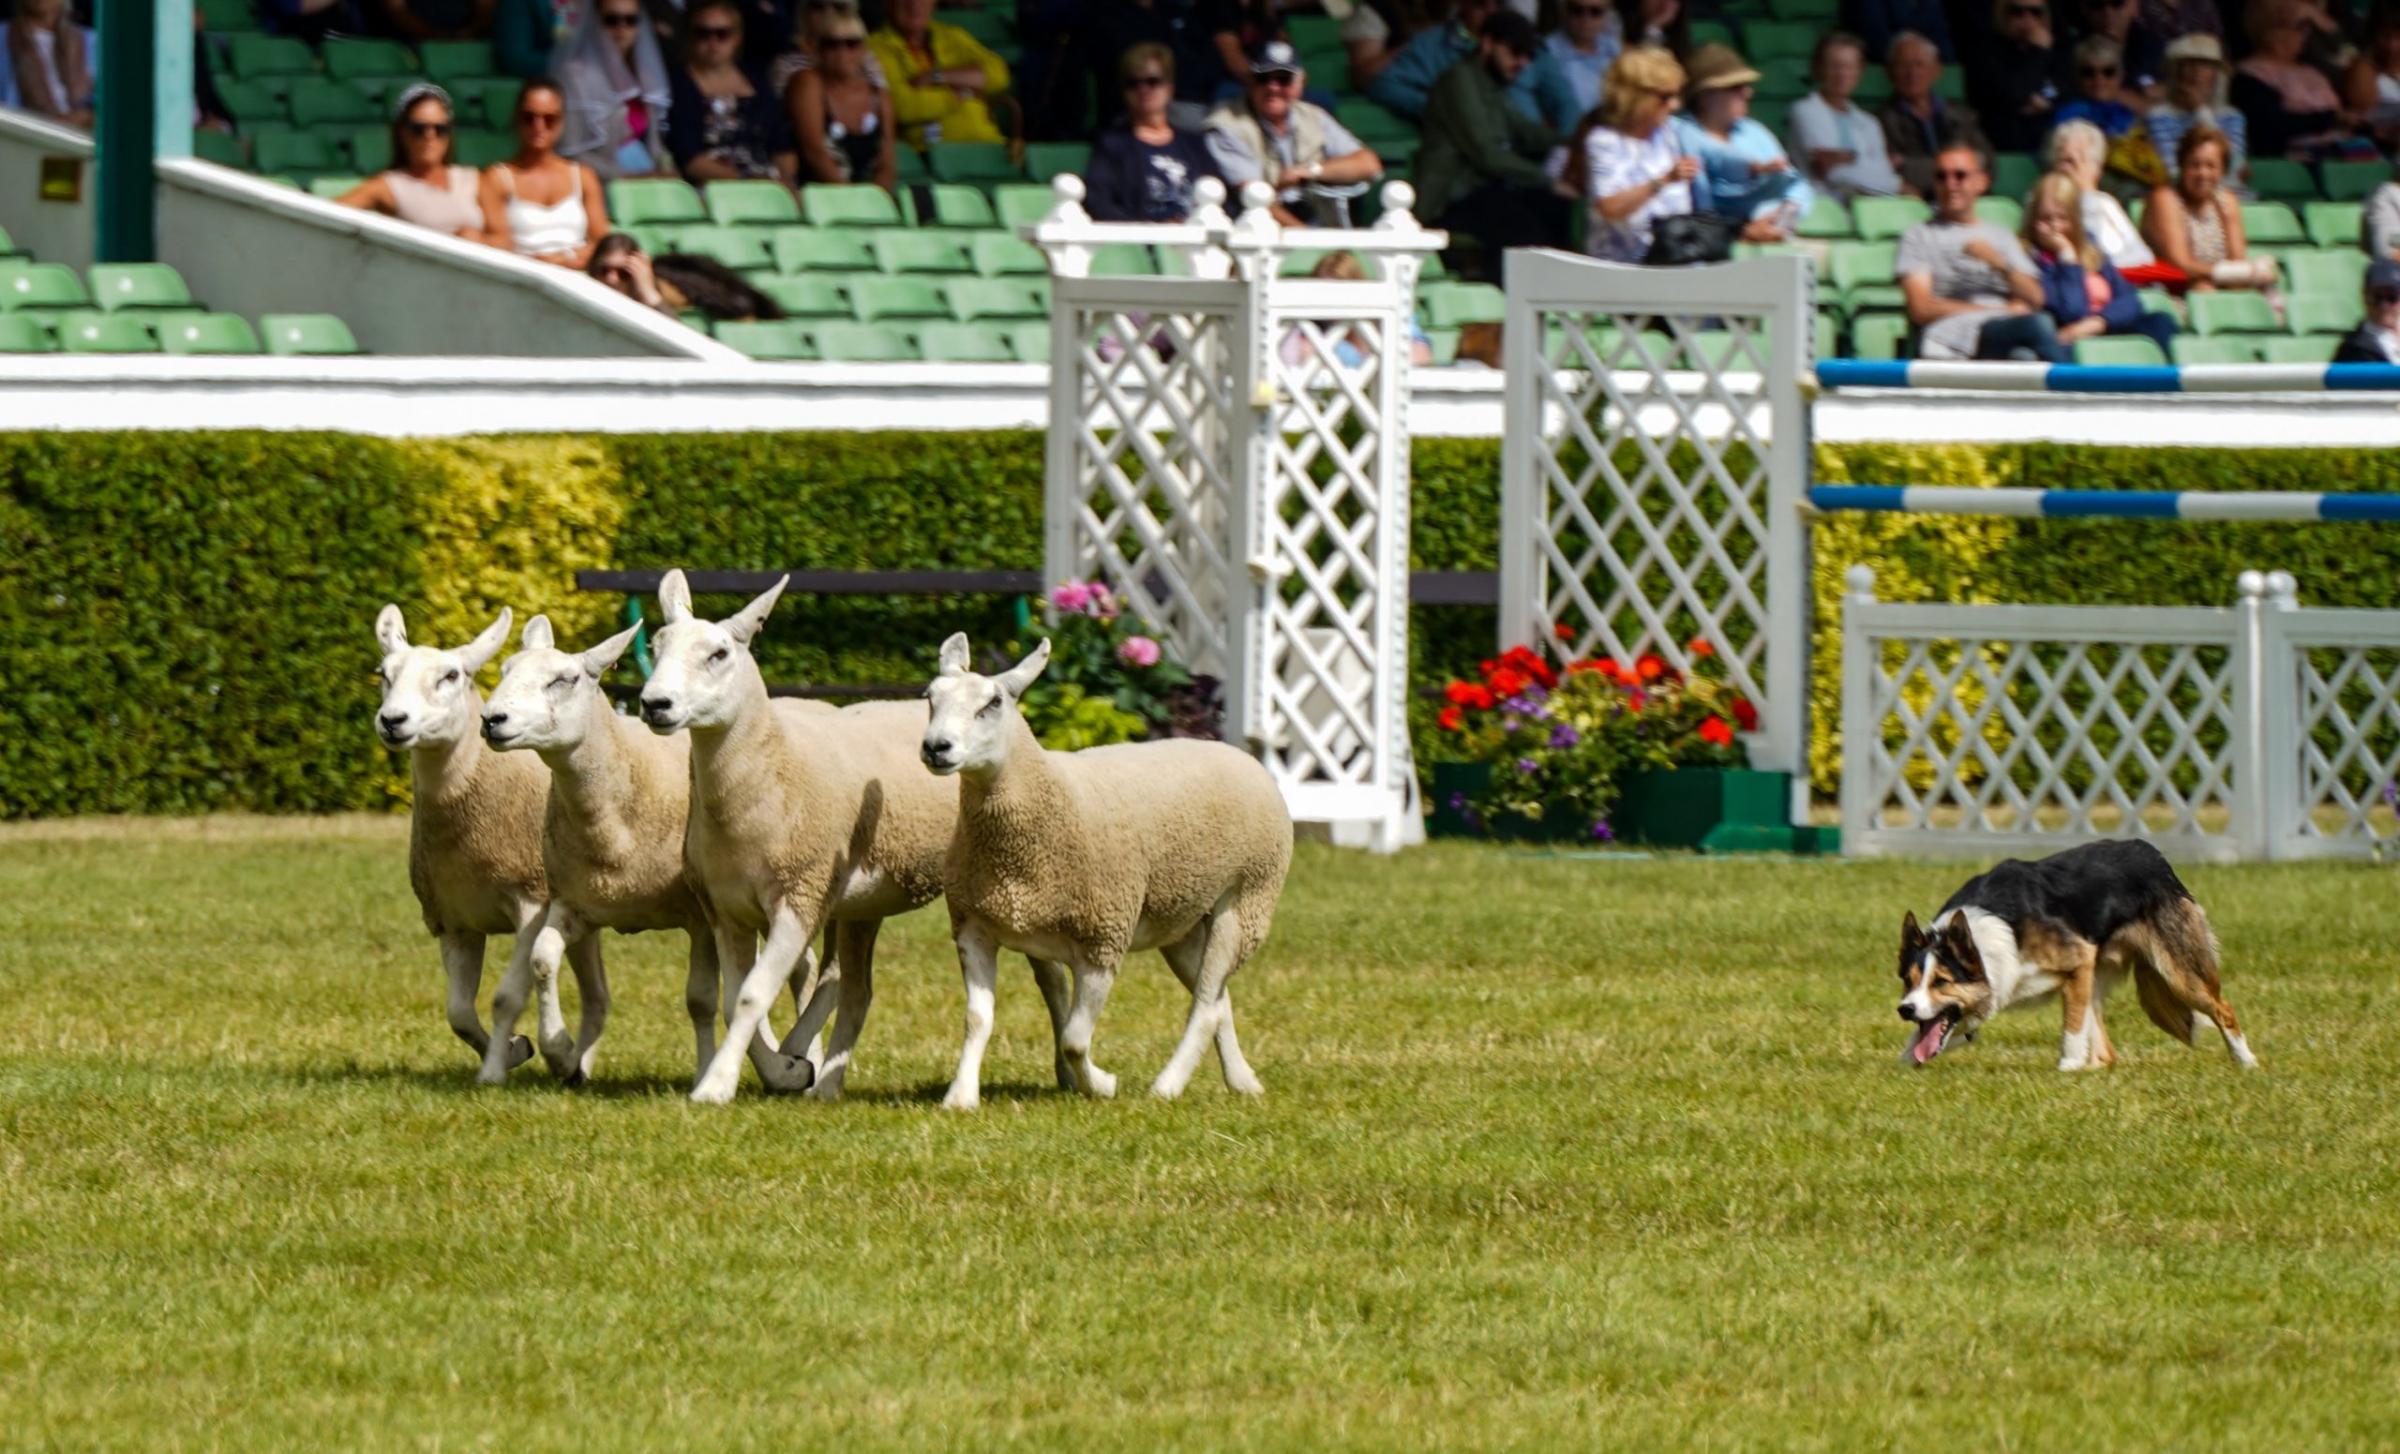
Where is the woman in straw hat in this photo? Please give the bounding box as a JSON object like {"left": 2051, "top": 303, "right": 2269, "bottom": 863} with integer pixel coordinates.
{"left": 2146, "top": 32, "right": 2247, "bottom": 188}
{"left": 1672, "top": 42, "right": 1814, "bottom": 242}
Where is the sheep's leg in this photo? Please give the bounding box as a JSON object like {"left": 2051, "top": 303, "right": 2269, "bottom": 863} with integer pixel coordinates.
{"left": 693, "top": 908, "right": 816, "bottom": 1104}
{"left": 530, "top": 906, "right": 579, "bottom": 1076}
{"left": 481, "top": 909, "right": 572, "bottom": 1086}
{"left": 685, "top": 929, "right": 721, "bottom": 1079}
{"left": 561, "top": 930, "right": 609, "bottom": 1087}
{"left": 441, "top": 930, "right": 526, "bottom": 1068}
{"left": 1153, "top": 911, "right": 1243, "bottom": 1101}
{"left": 1028, "top": 957, "right": 1074, "bottom": 1090}
{"left": 713, "top": 924, "right": 805, "bottom": 1089}
{"left": 942, "top": 919, "right": 1003, "bottom": 1112}
{"left": 785, "top": 924, "right": 839, "bottom": 1075}
{"left": 808, "top": 919, "right": 881, "bottom": 1102}
{"left": 1212, "top": 993, "right": 1264, "bottom": 1096}
{"left": 1060, "top": 960, "right": 1121, "bottom": 1100}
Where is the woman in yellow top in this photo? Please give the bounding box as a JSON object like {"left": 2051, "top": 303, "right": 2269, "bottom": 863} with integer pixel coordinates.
{"left": 868, "top": 0, "right": 1010, "bottom": 147}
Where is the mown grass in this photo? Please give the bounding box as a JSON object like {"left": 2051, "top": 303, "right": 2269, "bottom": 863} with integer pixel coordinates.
{"left": 2, "top": 819, "right": 2396, "bottom": 1452}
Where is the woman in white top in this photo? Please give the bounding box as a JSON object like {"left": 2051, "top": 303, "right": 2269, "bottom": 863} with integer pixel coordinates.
{"left": 2046, "top": 117, "right": 2171, "bottom": 282}
{"left": 479, "top": 78, "right": 614, "bottom": 267}
{"left": 338, "top": 84, "right": 489, "bottom": 242}
{"left": 1788, "top": 31, "right": 1901, "bottom": 199}
{"left": 1572, "top": 45, "right": 1698, "bottom": 263}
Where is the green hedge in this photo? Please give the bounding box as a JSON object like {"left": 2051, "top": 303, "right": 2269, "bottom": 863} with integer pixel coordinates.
{"left": 8, "top": 430, "right": 2400, "bottom": 818}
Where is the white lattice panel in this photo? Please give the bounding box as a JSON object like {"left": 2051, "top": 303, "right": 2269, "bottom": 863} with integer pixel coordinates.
{"left": 2264, "top": 599, "right": 2400, "bottom": 856}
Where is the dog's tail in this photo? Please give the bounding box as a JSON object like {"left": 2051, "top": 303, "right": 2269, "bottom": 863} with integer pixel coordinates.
{"left": 2134, "top": 962, "right": 2193, "bottom": 1043}
{"left": 2132, "top": 896, "right": 2223, "bottom": 1044}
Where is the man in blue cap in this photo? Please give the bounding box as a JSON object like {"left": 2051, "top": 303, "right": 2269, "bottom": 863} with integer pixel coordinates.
{"left": 1206, "top": 40, "right": 1385, "bottom": 226}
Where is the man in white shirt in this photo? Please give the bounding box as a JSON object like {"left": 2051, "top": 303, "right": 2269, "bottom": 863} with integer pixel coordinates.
{"left": 1787, "top": 31, "right": 1902, "bottom": 198}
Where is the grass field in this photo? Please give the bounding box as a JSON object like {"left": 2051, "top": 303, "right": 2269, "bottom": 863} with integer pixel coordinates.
{"left": 3, "top": 818, "right": 2398, "bottom": 1452}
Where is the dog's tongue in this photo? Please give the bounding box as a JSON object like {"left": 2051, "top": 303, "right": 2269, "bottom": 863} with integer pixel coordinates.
{"left": 1911, "top": 1018, "right": 1949, "bottom": 1065}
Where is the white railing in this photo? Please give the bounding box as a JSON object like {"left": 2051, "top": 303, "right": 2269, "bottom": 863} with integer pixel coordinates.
{"left": 1841, "top": 567, "right": 2400, "bottom": 860}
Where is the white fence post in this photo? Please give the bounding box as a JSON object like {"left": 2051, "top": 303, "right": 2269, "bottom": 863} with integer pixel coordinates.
{"left": 1840, "top": 564, "right": 1880, "bottom": 853}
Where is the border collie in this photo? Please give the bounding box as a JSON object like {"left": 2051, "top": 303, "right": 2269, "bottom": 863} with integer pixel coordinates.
{"left": 1895, "top": 840, "right": 2259, "bottom": 1071}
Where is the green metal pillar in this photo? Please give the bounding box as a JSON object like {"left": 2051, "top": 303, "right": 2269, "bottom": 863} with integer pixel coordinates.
{"left": 97, "top": 0, "right": 194, "bottom": 262}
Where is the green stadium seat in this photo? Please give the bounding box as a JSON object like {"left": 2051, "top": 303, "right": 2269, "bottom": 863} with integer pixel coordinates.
{"left": 1333, "top": 98, "right": 1412, "bottom": 144}
{"left": 0, "top": 315, "right": 53, "bottom": 352}
{"left": 706, "top": 179, "right": 802, "bottom": 227}
{"left": 419, "top": 40, "right": 499, "bottom": 82}
{"left": 227, "top": 34, "right": 316, "bottom": 80}
{"left": 1423, "top": 326, "right": 1460, "bottom": 365}
{"left": 0, "top": 262, "right": 91, "bottom": 314}
{"left": 2238, "top": 201, "right": 2305, "bottom": 244}
{"left": 0, "top": 226, "right": 18, "bottom": 258}
{"left": 1022, "top": 142, "right": 1092, "bottom": 183}
{"left": 1989, "top": 152, "right": 2039, "bottom": 200}
{"left": 754, "top": 276, "right": 850, "bottom": 316}
{"left": 1689, "top": 20, "right": 1737, "bottom": 48}
{"left": 2286, "top": 293, "right": 2361, "bottom": 335}
{"left": 335, "top": 125, "right": 389, "bottom": 171}
{"left": 893, "top": 144, "right": 931, "bottom": 183}
{"left": 622, "top": 224, "right": 682, "bottom": 255}
{"left": 803, "top": 183, "right": 904, "bottom": 228}
{"left": 993, "top": 182, "right": 1056, "bottom": 231}
{"left": 910, "top": 183, "right": 997, "bottom": 228}
{"left": 716, "top": 320, "right": 818, "bottom": 359}
{"left": 874, "top": 230, "right": 974, "bottom": 273}
{"left": 54, "top": 310, "right": 159, "bottom": 353}
{"left": 2172, "top": 335, "right": 2260, "bottom": 365}
{"left": 1003, "top": 320, "right": 1051, "bottom": 363}
{"left": 674, "top": 225, "right": 777, "bottom": 271}
{"left": 2188, "top": 291, "right": 2280, "bottom": 334}
{"left": 2136, "top": 285, "right": 2184, "bottom": 322}
{"left": 453, "top": 129, "right": 516, "bottom": 167}
{"left": 1849, "top": 312, "right": 1911, "bottom": 360}
{"left": 1972, "top": 196, "right": 2022, "bottom": 231}
{"left": 197, "top": 0, "right": 262, "bottom": 31}
{"left": 155, "top": 311, "right": 263, "bottom": 354}
{"left": 1852, "top": 196, "right": 1929, "bottom": 241}
{"left": 1852, "top": 67, "right": 1893, "bottom": 103}
{"left": 213, "top": 77, "right": 285, "bottom": 125}
{"left": 848, "top": 275, "right": 950, "bottom": 321}
{"left": 934, "top": 9, "right": 1012, "bottom": 48}
{"left": 930, "top": 143, "right": 1022, "bottom": 184}
{"left": 2259, "top": 334, "right": 2339, "bottom": 364}
{"left": 2319, "top": 160, "right": 2388, "bottom": 203}
{"left": 2304, "top": 201, "right": 2365, "bottom": 249}
{"left": 192, "top": 130, "right": 249, "bottom": 168}
{"left": 1813, "top": 311, "right": 1836, "bottom": 359}
{"left": 260, "top": 313, "right": 363, "bottom": 355}
{"left": 1767, "top": 0, "right": 1839, "bottom": 16}
{"left": 1089, "top": 242, "right": 1156, "bottom": 275}
{"left": 771, "top": 227, "right": 876, "bottom": 273}
{"left": 1795, "top": 196, "right": 1853, "bottom": 238}
{"left": 2245, "top": 157, "right": 2316, "bottom": 201}
{"left": 2072, "top": 335, "right": 2168, "bottom": 365}
{"left": 1744, "top": 20, "right": 1817, "bottom": 58}
{"left": 1828, "top": 239, "right": 1897, "bottom": 297}
{"left": 677, "top": 308, "right": 713, "bottom": 334}
{"left": 916, "top": 321, "right": 1016, "bottom": 361}
{"left": 1285, "top": 12, "right": 1342, "bottom": 50}
{"left": 88, "top": 264, "right": 195, "bottom": 312}
{"left": 612, "top": 178, "right": 708, "bottom": 226}
{"left": 2287, "top": 249, "right": 2367, "bottom": 300}
{"left": 945, "top": 276, "right": 1047, "bottom": 320}
{"left": 812, "top": 320, "right": 918, "bottom": 360}
{"left": 972, "top": 232, "right": 1046, "bottom": 275}
{"left": 254, "top": 129, "right": 341, "bottom": 175}
{"left": 1422, "top": 281, "right": 1504, "bottom": 327}
{"left": 323, "top": 37, "right": 417, "bottom": 81}
{"left": 470, "top": 85, "right": 520, "bottom": 129}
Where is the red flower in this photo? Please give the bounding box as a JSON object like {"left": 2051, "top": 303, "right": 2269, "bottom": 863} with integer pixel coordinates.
{"left": 1465, "top": 685, "right": 1494, "bottom": 710}
{"left": 1566, "top": 660, "right": 1603, "bottom": 675}
{"left": 1687, "top": 637, "right": 1715, "bottom": 659}
{"left": 1488, "top": 667, "right": 1530, "bottom": 698}
{"left": 1438, "top": 705, "right": 1464, "bottom": 731}
{"left": 1590, "top": 659, "right": 1624, "bottom": 683}
{"left": 1444, "top": 680, "right": 1476, "bottom": 706}
{"left": 1699, "top": 716, "right": 1734, "bottom": 747}
{"left": 1555, "top": 621, "right": 1577, "bottom": 642}
{"left": 1731, "top": 697, "right": 1758, "bottom": 731}
{"left": 1636, "top": 654, "right": 1666, "bottom": 682}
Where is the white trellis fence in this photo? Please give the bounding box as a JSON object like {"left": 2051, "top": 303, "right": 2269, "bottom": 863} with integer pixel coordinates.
{"left": 1841, "top": 567, "right": 2400, "bottom": 860}
{"left": 1026, "top": 175, "right": 1443, "bottom": 851}
{"left": 1500, "top": 250, "right": 1817, "bottom": 827}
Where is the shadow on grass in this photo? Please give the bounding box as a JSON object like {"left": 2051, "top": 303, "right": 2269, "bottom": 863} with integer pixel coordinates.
{"left": 276, "top": 1062, "right": 1079, "bottom": 1106}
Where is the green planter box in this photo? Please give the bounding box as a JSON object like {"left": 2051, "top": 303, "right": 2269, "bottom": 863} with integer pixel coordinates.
{"left": 1426, "top": 762, "right": 1833, "bottom": 853}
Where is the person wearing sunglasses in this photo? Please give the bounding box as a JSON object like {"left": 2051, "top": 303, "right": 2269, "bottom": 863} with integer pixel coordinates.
{"left": 2332, "top": 259, "right": 2400, "bottom": 363}
{"left": 787, "top": 10, "right": 895, "bottom": 190}
{"left": 1672, "top": 42, "right": 1813, "bottom": 243}
{"left": 1791, "top": 31, "right": 1902, "bottom": 198}
{"left": 479, "top": 76, "right": 615, "bottom": 266}
{"left": 2054, "top": 35, "right": 2139, "bottom": 137}
{"left": 1566, "top": 44, "right": 1698, "bottom": 263}
{"left": 1877, "top": 30, "right": 1989, "bottom": 197}
{"left": 555, "top": 0, "right": 672, "bottom": 177}
{"left": 1965, "top": 0, "right": 2064, "bottom": 155}
{"left": 2070, "top": 0, "right": 2162, "bottom": 103}
{"left": 1206, "top": 40, "right": 1384, "bottom": 227}
{"left": 1897, "top": 144, "right": 2068, "bottom": 361}
{"left": 1085, "top": 43, "right": 1226, "bottom": 223}
{"left": 1416, "top": 12, "right": 1570, "bottom": 270}
{"left": 2232, "top": 0, "right": 2359, "bottom": 162}
{"left": 667, "top": 0, "right": 800, "bottom": 185}
{"left": 1544, "top": 0, "right": 1620, "bottom": 117}
{"left": 870, "top": 0, "right": 1011, "bottom": 148}
{"left": 338, "top": 83, "right": 490, "bottom": 242}
{"left": 1368, "top": 0, "right": 1578, "bottom": 131}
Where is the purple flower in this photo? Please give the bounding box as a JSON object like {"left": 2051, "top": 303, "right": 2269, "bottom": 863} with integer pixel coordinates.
{"left": 1516, "top": 757, "right": 1539, "bottom": 775}
{"left": 1590, "top": 819, "right": 1614, "bottom": 841}
{"left": 1549, "top": 723, "right": 1580, "bottom": 748}
{"left": 2384, "top": 780, "right": 2398, "bottom": 810}
{"left": 1447, "top": 792, "right": 1467, "bottom": 810}
{"left": 1117, "top": 635, "right": 1161, "bottom": 668}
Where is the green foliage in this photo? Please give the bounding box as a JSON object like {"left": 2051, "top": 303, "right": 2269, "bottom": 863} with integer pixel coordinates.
{"left": 1019, "top": 682, "right": 1146, "bottom": 750}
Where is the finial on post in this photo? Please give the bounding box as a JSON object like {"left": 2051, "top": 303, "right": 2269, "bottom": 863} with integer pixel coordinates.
{"left": 1373, "top": 179, "right": 1422, "bottom": 233}
{"left": 1846, "top": 564, "right": 1877, "bottom": 601}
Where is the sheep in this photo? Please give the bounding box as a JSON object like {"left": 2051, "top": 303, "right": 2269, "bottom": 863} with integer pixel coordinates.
{"left": 474, "top": 614, "right": 793, "bottom": 1089}
{"left": 637, "top": 569, "right": 1006, "bottom": 1104}
{"left": 373, "top": 604, "right": 576, "bottom": 1075}
{"left": 920, "top": 633, "right": 1293, "bottom": 1111}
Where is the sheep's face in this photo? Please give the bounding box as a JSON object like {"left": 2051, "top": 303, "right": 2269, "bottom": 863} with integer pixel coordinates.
{"left": 921, "top": 633, "right": 1049, "bottom": 777}
{"left": 483, "top": 616, "right": 639, "bottom": 753}
{"left": 374, "top": 605, "right": 510, "bottom": 751}
{"left": 639, "top": 570, "right": 784, "bottom": 735}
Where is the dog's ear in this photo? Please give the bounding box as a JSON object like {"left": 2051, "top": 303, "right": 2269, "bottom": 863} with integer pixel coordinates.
{"left": 1897, "top": 911, "right": 1928, "bottom": 981}
{"left": 1940, "top": 916, "right": 1986, "bottom": 982}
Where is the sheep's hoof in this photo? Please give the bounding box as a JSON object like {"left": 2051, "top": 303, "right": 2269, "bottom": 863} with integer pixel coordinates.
{"left": 1147, "top": 1076, "right": 1184, "bottom": 1101}
{"left": 941, "top": 1087, "right": 980, "bottom": 1112}
{"left": 503, "top": 1035, "right": 535, "bottom": 1070}
{"left": 689, "top": 1079, "right": 737, "bottom": 1106}
{"left": 1052, "top": 1057, "right": 1075, "bottom": 1091}
{"left": 1082, "top": 1068, "right": 1118, "bottom": 1099}
{"left": 563, "top": 1067, "right": 589, "bottom": 1090}
{"left": 538, "top": 1033, "right": 577, "bottom": 1076}
{"left": 1224, "top": 1071, "right": 1265, "bottom": 1097}
{"left": 760, "top": 1056, "right": 815, "bottom": 1094}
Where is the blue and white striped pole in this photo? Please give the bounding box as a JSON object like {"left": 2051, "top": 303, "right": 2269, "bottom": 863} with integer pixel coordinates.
{"left": 1815, "top": 360, "right": 2400, "bottom": 393}
{"left": 1809, "top": 485, "right": 2400, "bottom": 522}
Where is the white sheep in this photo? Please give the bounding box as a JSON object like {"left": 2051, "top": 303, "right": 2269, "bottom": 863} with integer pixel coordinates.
{"left": 373, "top": 604, "right": 576, "bottom": 1075}
{"left": 638, "top": 570, "right": 1005, "bottom": 1104}
{"left": 475, "top": 614, "right": 792, "bottom": 1088}
{"left": 920, "top": 633, "right": 1293, "bottom": 1110}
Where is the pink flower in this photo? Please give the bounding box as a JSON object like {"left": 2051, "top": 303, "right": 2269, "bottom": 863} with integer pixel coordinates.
{"left": 1117, "top": 635, "right": 1161, "bottom": 668}
{"left": 1050, "top": 581, "right": 1092, "bottom": 613}
{"left": 1088, "top": 582, "right": 1119, "bottom": 619}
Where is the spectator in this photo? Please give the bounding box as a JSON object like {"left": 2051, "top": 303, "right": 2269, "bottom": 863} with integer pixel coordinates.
{"left": 1897, "top": 143, "right": 2066, "bottom": 358}
{"left": 338, "top": 83, "right": 491, "bottom": 242}
{"left": 1368, "top": 0, "right": 1579, "bottom": 129}
{"left": 1607, "top": 0, "right": 1691, "bottom": 58}
{"left": 1416, "top": 13, "right": 1570, "bottom": 270}
{"left": 2054, "top": 36, "right": 2140, "bottom": 135}
{"left": 492, "top": 0, "right": 559, "bottom": 79}
{"left": 788, "top": 8, "right": 894, "bottom": 189}
{"left": 2022, "top": 169, "right": 2180, "bottom": 349}
{"left": 2368, "top": 161, "right": 2400, "bottom": 258}
{"left": 260, "top": 0, "right": 367, "bottom": 45}
{"left": 1570, "top": 44, "right": 1698, "bottom": 262}
{"left": 479, "top": 77, "right": 614, "bottom": 266}
{"left": 2148, "top": 34, "right": 2248, "bottom": 190}
{"left": 2233, "top": 0, "right": 2355, "bottom": 159}
{"left": 2141, "top": 124, "right": 2282, "bottom": 288}
{"left": 1791, "top": 31, "right": 1904, "bottom": 199}
{"left": 379, "top": 0, "right": 495, "bottom": 43}
{"left": 2070, "top": 0, "right": 2164, "bottom": 102}
{"left": 1966, "top": 0, "right": 2064, "bottom": 155}
{"left": 871, "top": 0, "right": 1012, "bottom": 147}
{"left": 1673, "top": 44, "right": 1814, "bottom": 241}
{"left": 2141, "top": 0, "right": 2222, "bottom": 41}
{"left": 1548, "top": 0, "right": 1620, "bottom": 116}
{"left": 1085, "top": 42, "right": 1226, "bottom": 221}
{"left": 7, "top": 0, "right": 93, "bottom": 129}
{"left": 557, "top": 0, "right": 672, "bottom": 179}
{"left": 1879, "top": 30, "right": 1989, "bottom": 195}
{"left": 1086, "top": 0, "right": 1238, "bottom": 130}
{"left": 588, "top": 232, "right": 787, "bottom": 319}
{"left": 1846, "top": 0, "right": 1954, "bottom": 61}
{"left": 1286, "top": 251, "right": 1437, "bottom": 366}
{"left": 2332, "top": 257, "right": 2400, "bottom": 360}
{"left": 1205, "top": 41, "right": 1383, "bottom": 226}
{"left": 1343, "top": 0, "right": 1433, "bottom": 89}
{"left": 668, "top": 0, "right": 799, "bottom": 185}
{"left": 2341, "top": 5, "right": 2400, "bottom": 149}
{"left": 2049, "top": 118, "right": 2175, "bottom": 279}
{"left": 771, "top": 0, "right": 889, "bottom": 97}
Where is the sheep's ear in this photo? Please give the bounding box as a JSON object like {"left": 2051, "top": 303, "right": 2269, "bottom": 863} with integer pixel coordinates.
{"left": 579, "top": 623, "right": 641, "bottom": 680}
{"left": 375, "top": 604, "right": 409, "bottom": 656}
{"left": 937, "top": 632, "right": 972, "bottom": 677}
{"left": 520, "top": 614, "right": 555, "bottom": 653}
{"left": 657, "top": 569, "right": 693, "bottom": 625}
{"left": 457, "top": 607, "right": 512, "bottom": 675}
{"left": 725, "top": 575, "right": 787, "bottom": 646}
{"left": 996, "top": 638, "right": 1051, "bottom": 697}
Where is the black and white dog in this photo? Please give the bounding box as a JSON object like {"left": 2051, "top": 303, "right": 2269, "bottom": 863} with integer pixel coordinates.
{"left": 1895, "top": 840, "right": 2259, "bottom": 1071}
